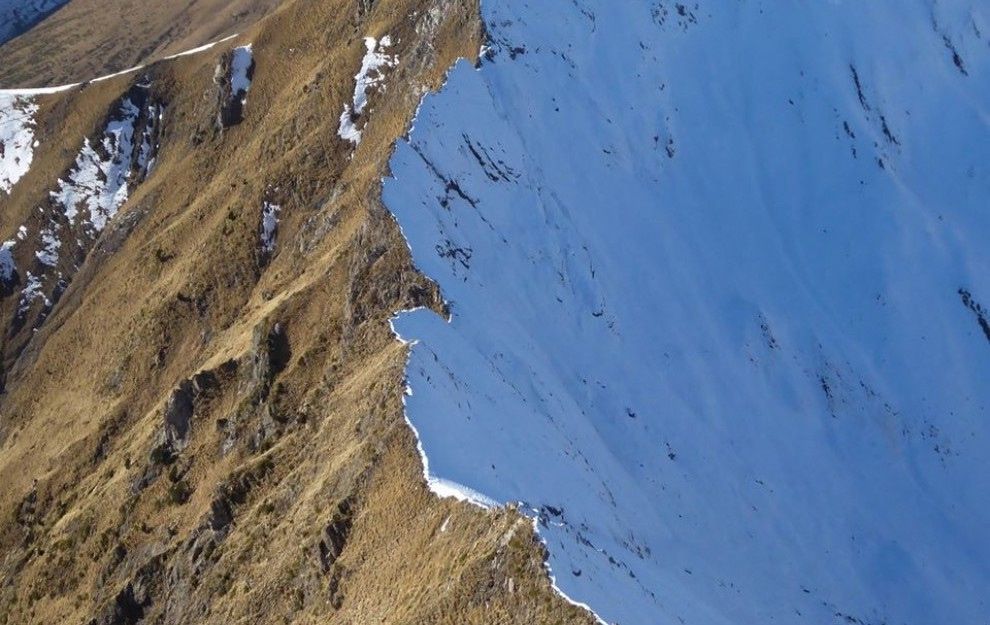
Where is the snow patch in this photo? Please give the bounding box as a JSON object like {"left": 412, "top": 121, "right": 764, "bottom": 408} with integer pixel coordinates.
{"left": 18, "top": 271, "right": 49, "bottom": 314}
{"left": 338, "top": 36, "right": 398, "bottom": 145}
{"left": 260, "top": 201, "right": 279, "bottom": 254}
{"left": 138, "top": 103, "right": 164, "bottom": 175}
{"left": 51, "top": 96, "right": 144, "bottom": 232}
{"left": 230, "top": 45, "right": 254, "bottom": 103}
{"left": 0, "top": 93, "right": 39, "bottom": 194}
{"left": 0, "top": 240, "right": 16, "bottom": 283}
{"left": 35, "top": 226, "right": 60, "bottom": 267}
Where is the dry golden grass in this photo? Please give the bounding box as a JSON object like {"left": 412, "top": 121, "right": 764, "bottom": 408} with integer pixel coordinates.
{"left": 0, "top": 0, "right": 282, "bottom": 88}
{"left": 0, "top": 1, "right": 596, "bottom": 624}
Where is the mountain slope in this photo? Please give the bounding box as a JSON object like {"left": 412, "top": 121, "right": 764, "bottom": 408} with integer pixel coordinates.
{"left": 0, "top": 0, "right": 281, "bottom": 88}
{"left": 0, "top": 0, "right": 69, "bottom": 47}
{"left": 0, "top": 1, "right": 595, "bottom": 624}
{"left": 385, "top": 1, "right": 990, "bottom": 624}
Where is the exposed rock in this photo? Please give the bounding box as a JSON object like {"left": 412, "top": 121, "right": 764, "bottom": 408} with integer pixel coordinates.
{"left": 90, "top": 583, "right": 147, "bottom": 625}
{"left": 91, "top": 556, "right": 161, "bottom": 625}
{"left": 163, "top": 380, "right": 194, "bottom": 448}
{"left": 214, "top": 47, "right": 255, "bottom": 129}
{"left": 318, "top": 498, "right": 354, "bottom": 573}
{"left": 265, "top": 322, "right": 291, "bottom": 377}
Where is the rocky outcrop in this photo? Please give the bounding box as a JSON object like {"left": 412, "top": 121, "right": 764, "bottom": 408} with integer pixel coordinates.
{"left": 163, "top": 381, "right": 194, "bottom": 448}
{"left": 90, "top": 556, "right": 162, "bottom": 625}
{"left": 213, "top": 46, "right": 254, "bottom": 129}
{"left": 317, "top": 498, "right": 354, "bottom": 573}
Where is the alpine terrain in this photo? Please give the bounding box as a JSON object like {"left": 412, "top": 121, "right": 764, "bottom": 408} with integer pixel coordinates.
{"left": 1, "top": 1, "right": 988, "bottom": 625}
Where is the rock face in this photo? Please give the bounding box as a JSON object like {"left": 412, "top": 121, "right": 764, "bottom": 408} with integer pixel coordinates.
{"left": 317, "top": 498, "right": 353, "bottom": 573}
{"left": 91, "top": 580, "right": 152, "bottom": 625}
{"left": 214, "top": 46, "right": 254, "bottom": 129}
{"left": 163, "top": 381, "right": 194, "bottom": 448}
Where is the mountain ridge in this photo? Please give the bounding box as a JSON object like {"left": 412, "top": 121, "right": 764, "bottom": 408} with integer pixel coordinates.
{"left": 2, "top": 1, "right": 988, "bottom": 624}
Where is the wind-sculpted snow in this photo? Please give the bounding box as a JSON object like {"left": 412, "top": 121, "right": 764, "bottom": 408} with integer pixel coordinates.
{"left": 0, "top": 0, "right": 70, "bottom": 46}
{"left": 385, "top": 1, "right": 990, "bottom": 624}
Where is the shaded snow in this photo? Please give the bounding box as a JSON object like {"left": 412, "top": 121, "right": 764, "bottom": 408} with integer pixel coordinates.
{"left": 0, "top": 92, "right": 38, "bottom": 194}
{"left": 35, "top": 226, "right": 59, "bottom": 266}
{"left": 338, "top": 36, "right": 397, "bottom": 144}
{"left": 18, "top": 270, "right": 48, "bottom": 313}
{"left": 0, "top": 0, "right": 70, "bottom": 47}
{"left": 385, "top": 1, "right": 990, "bottom": 624}
{"left": 230, "top": 45, "right": 254, "bottom": 104}
{"left": 260, "top": 201, "right": 279, "bottom": 254}
{"left": 0, "top": 240, "right": 16, "bottom": 282}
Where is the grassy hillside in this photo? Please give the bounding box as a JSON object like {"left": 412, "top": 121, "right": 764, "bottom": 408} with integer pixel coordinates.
{"left": 0, "top": 0, "right": 280, "bottom": 87}
{"left": 0, "top": 1, "right": 595, "bottom": 624}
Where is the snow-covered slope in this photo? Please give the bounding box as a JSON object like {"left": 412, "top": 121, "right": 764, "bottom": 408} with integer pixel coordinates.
{"left": 0, "top": 0, "right": 70, "bottom": 46}
{"left": 384, "top": 1, "right": 990, "bottom": 624}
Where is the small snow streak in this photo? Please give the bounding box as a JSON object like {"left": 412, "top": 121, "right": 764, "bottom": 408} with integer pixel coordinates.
{"left": 19, "top": 271, "right": 49, "bottom": 314}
